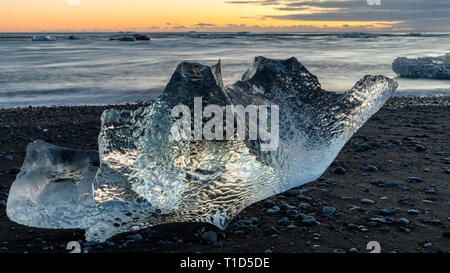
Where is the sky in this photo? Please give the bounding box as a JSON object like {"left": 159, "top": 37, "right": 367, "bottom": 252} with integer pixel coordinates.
{"left": 0, "top": 0, "right": 449, "bottom": 32}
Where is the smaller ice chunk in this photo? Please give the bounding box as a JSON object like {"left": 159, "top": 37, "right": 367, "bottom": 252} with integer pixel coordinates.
{"left": 6, "top": 140, "right": 98, "bottom": 229}
{"left": 392, "top": 54, "right": 450, "bottom": 79}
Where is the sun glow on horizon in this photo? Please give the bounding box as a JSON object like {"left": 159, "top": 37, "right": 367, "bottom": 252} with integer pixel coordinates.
{"left": 0, "top": 0, "right": 401, "bottom": 32}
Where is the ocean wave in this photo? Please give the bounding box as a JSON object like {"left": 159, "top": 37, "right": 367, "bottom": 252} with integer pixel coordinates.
{"left": 1, "top": 32, "right": 450, "bottom": 42}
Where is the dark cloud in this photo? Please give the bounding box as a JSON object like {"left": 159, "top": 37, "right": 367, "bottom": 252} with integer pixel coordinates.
{"left": 194, "top": 23, "right": 217, "bottom": 27}
{"left": 226, "top": 0, "right": 450, "bottom": 31}
{"left": 225, "top": 0, "right": 281, "bottom": 5}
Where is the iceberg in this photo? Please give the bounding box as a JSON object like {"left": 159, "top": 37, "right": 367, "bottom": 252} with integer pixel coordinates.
{"left": 7, "top": 57, "right": 397, "bottom": 242}
{"left": 109, "top": 36, "right": 137, "bottom": 42}
{"left": 133, "top": 34, "right": 151, "bottom": 41}
{"left": 68, "top": 35, "right": 82, "bottom": 40}
{"left": 392, "top": 54, "right": 450, "bottom": 80}
{"left": 31, "top": 36, "right": 56, "bottom": 42}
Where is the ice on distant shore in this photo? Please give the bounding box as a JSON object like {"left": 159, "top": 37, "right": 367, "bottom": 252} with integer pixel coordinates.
{"left": 393, "top": 54, "right": 450, "bottom": 80}
{"left": 31, "top": 36, "right": 56, "bottom": 42}
{"left": 68, "top": 35, "right": 82, "bottom": 40}
{"left": 7, "top": 57, "right": 397, "bottom": 241}
{"left": 109, "top": 34, "right": 151, "bottom": 42}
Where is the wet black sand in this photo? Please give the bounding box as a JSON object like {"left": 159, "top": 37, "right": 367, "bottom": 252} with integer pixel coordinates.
{"left": 0, "top": 97, "right": 449, "bottom": 253}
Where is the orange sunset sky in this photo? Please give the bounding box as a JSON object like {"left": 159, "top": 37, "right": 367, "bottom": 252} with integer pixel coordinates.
{"left": 0, "top": 0, "right": 447, "bottom": 32}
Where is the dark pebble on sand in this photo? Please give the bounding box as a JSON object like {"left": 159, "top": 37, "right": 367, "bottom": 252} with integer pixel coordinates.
{"left": 322, "top": 206, "right": 336, "bottom": 217}
{"left": 286, "top": 189, "right": 303, "bottom": 196}
{"left": 406, "top": 177, "right": 423, "bottom": 183}
{"left": 361, "top": 199, "right": 376, "bottom": 204}
{"left": 408, "top": 209, "right": 420, "bottom": 215}
{"left": 379, "top": 209, "right": 395, "bottom": 216}
{"left": 348, "top": 248, "right": 358, "bottom": 253}
{"left": 364, "top": 165, "right": 378, "bottom": 172}
{"left": 387, "top": 182, "right": 399, "bottom": 187}
{"left": 423, "top": 243, "right": 432, "bottom": 248}
{"left": 370, "top": 179, "right": 385, "bottom": 186}
{"left": 356, "top": 143, "right": 370, "bottom": 152}
{"left": 277, "top": 217, "right": 290, "bottom": 225}
{"left": 298, "top": 203, "right": 311, "bottom": 210}
{"left": 280, "top": 203, "right": 295, "bottom": 211}
{"left": 302, "top": 216, "right": 317, "bottom": 224}
{"left": 415, "top": 144, "right": 426, "bottom": 152}
{"left": 127, "top": 234, "right": 143, "bottom": 241}
{"left": 202, "top": 231, "right": 217, "bottom": 243}
{"left": 334, "top": 166, "right": 346, "bottom": 175}
{"left": 84, "top": 241, "right": 101, "bottom": 247}
{"left": 267, "top": 206, "right": 280, "bottom": 215}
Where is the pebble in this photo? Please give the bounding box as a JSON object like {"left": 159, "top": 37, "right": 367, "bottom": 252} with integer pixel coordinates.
{"left": 348, "top": 248, "right": 358, "bottom": 253}
{"left": 298, "top": 203, "right": 311, "bottom": 210}
{"left": 322, "top": 206, "right": 337, "bottom": 217}
{"left": 267, "top": 206, "right": 280, "bottom": 215}
{"left": 287, "top": 224, "right": 297, "bottom": 230}
{"left": 277, "top": 217, "right": 290, "bottom": 226}
{"left": 286, "top": 189, "right": 303, "bottom": 196}
{"left": 105, "top": 241, "right": 115, "bottom": 247}
{"left": 378, "top": 209, "right": 395, "bottom": 216}
{"left": 421, "top": 219, "right": 441, "bottom": 225}
{"left": 406, "top": 177, "right": 424, "bottom": 183}
{"left": 286, "top": 209, "right": 298, "bottom": 217}
{"left": 127, "top": 234, "right": 143, "bottom": 241}
{"left": 280, "top": 203, "right": 295, "bottom": 211}
{"left": 333, "top": 249, "right": 346, "bottom": 254}
{"left": 397, "top": 218, "right": 410, "bottom": 225}
{"left": 415, "top": 144, "right": 426, "bottom": 152}
{"left": 334, "top": 166, "right": 346, "bottom": 175}
{"left": 83, "top": 241, "right": 101, "bottom": 247}
{"left": 296, "top": 194, "right": 312, "bottom": 201}
{"left": 407, "top": 209, "right": 420, "bottom": 215}
{"left": 302, "top": 215, "right": 317, "bottom": 224}
{"left": 364, "top": 165, "right": 378, "bottom": 172}
{"left": 399, "top": 226, "right": 411, "bottom": 233}
{"left": 423, "top": 243, "right": 432, "bottom": 248}
{"left": 213, "top": 242, "right": 223, "bottom": 248}
{"left": 202, "top": 231, "right": 217, "bottom": 243}
{"left": 361, "top": 199, "right": 376, "bottom": 204}
{"left": 370, "top": 179, "right": 385, "bottom": 186}
{"left": 3, "top": 155, "right": 13, "bottom": 161}
{"left": 387, "top": 182, "right": 400, "bottom": 187}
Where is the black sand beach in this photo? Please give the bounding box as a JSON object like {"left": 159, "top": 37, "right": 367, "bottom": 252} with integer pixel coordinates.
{"left": 0, "top": 97, "right": 449, "bottom": 253}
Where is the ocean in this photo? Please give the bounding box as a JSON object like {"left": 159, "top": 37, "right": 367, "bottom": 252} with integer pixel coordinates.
{"left": 0, "top": 32, "right": 449, "bottom": 108}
